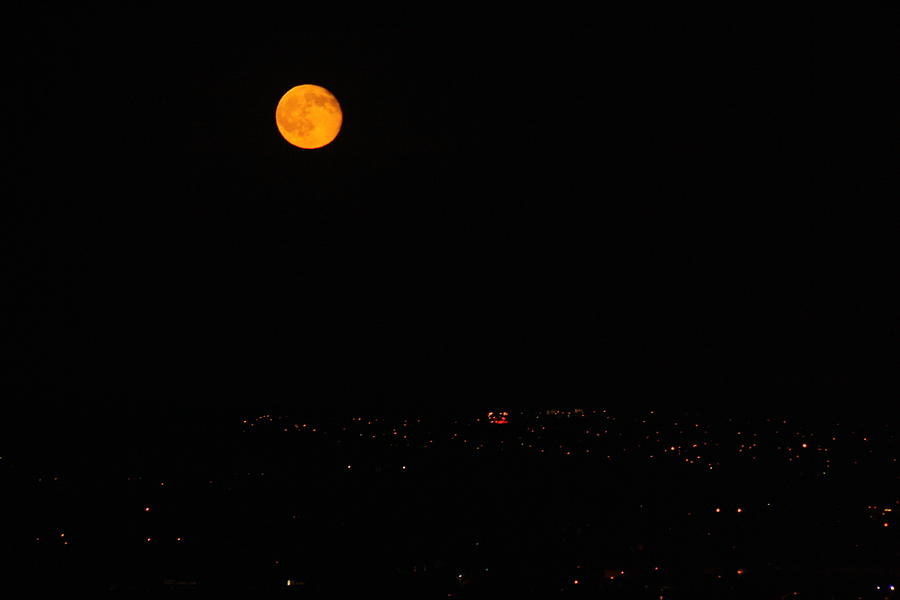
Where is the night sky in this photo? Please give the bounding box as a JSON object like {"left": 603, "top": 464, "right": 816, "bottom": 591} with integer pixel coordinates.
{"left": 2, "top": 8, "right": 897, "bottom": 595}
{"left": 4, "top": 8, "right": 893, "bottom": 411}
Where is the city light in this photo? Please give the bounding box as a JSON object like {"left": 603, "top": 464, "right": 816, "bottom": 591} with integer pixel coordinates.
{"left": 20, "top": 409, "right": 897, "bottom": 594}
{"left": 487, "top": 411, "right": 510, "bottom": 425}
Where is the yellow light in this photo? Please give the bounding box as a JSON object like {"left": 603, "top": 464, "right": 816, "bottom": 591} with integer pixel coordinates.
{"left": 286, "top": 579, "right": 292, "bottom": 587}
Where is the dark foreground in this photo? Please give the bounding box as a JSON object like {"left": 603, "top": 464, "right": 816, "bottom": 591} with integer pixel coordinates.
{"left": 5, "top": 410, "right": 898, "bottom": 597}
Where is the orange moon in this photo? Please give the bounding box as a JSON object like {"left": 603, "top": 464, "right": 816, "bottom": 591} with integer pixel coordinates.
{"left": 275, "top": 84, "right": 343, "bottom": 149}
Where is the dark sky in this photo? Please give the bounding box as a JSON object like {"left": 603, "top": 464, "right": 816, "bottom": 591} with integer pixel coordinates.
{"left": 3, "top": 7, "right": 892, "bottom": 415}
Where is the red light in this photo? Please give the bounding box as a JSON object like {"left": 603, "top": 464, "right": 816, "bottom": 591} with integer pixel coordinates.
{"left": 487, "top": 411, "right": 509, "bottom": 424}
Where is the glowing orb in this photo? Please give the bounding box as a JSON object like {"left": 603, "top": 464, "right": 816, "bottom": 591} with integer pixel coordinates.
{"left": 275, "top": 84, "right": 342, "bottom": 149}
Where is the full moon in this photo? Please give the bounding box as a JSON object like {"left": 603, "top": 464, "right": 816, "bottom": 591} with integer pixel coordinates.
{"left": 275, "top": 84, "right": 343, "bottom": 149}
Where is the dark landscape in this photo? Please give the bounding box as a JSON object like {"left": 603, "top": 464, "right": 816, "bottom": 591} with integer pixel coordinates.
{"left": 4, "top": 408, "right": 898, "bottom": 596}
